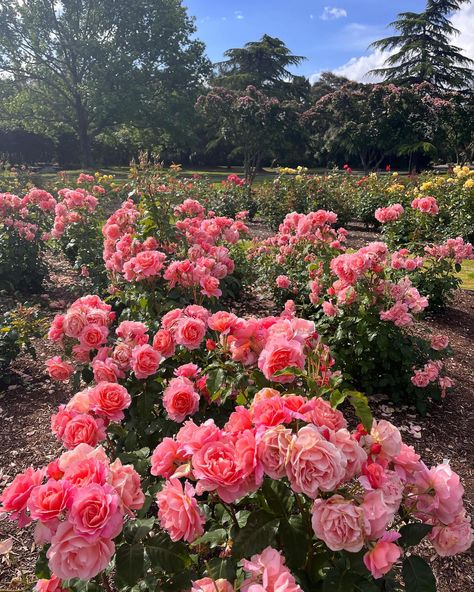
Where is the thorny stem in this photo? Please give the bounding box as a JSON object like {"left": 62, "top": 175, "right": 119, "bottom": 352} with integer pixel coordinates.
{"left": 101, "top": 572, "right": 113, "bottom": 592}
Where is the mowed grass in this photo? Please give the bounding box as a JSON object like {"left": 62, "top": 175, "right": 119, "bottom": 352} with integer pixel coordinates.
{"left": 457, "top": 259, "right": 474, "bottom": 290}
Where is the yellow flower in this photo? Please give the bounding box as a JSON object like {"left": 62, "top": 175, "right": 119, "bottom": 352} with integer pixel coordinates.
{"left": 420, "top": 181, "right": 433, "bottom": 191}
{"left": 463, "top": 178, "right": 474, "bottom": 189}
{"left": 453, "top": 165, "right": 471, "bottom": 178}
{"left": 392, "top": 172, "right": 399, "bottom": 177}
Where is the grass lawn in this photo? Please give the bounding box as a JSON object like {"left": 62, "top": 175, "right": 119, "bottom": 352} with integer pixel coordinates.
{"left": 457, "top": 259, "right": 474, "bottom": 290}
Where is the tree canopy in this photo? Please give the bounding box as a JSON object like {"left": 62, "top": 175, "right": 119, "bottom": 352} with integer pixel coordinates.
{"left": 370, "top": 0, "right": 473, "bottom": 89}
{"left": 0, "top": 0, "right": 210, "bottom": 165}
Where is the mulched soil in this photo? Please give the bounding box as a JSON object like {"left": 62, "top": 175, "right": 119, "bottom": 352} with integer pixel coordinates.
{"left": 0, "top": 229, "right": 473, "bottom": 590}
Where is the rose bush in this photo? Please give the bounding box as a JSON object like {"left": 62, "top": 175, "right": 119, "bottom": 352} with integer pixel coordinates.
{"left": 1, "top": 295, "right": 471, "bottom": 591}
{"left": 249, "top": 210, "right": 464, "bottom": 411}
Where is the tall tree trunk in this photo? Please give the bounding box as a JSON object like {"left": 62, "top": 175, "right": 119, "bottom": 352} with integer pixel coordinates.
{"left": 75, "top": 96, "right": 91, "bottom": 167}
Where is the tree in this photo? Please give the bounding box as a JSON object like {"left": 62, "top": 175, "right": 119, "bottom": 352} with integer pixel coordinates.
{"left": 310, "top": 72, "right": 354, "bottom": 102}
{"left": 214, "top": 34, "right": 305, "bottom": 99}
{"left": 0, "top": 0, "right": 210, "bottom": 165}
{"left": 369, "top": 0, "right": 473, "bottom": 89}
{"left": 303, "top": 83, "right": 442, "bottom": 172}
{"left": 196, "top": 86, "right": 292, "bottom": 184}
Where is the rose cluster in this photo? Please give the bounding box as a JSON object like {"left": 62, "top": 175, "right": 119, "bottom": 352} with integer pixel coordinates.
{"left": 150, "top": 388, "right": 472, "bottom": 578}
{"left": 0, "top": 443, "right": 144, "bottom": 581}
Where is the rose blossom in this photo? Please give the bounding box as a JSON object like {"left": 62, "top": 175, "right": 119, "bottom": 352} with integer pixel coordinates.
{"left": 312, "top": 495, "right": 369, "bottom": 552}
{"left": 61, "top": 414, "right": 106, "bottom": 449}
{"left": 257, "top": 425, "right": 293, "bottom": 479}
{"left": 175, "top": 317, "right": 206, "bottom": 350}
{"left": 241, "top": 546, "right": 302, "bottom": 592}
{"left": 79, "top": 324, "right": 108, "bottom": 350}
{"left": 362, "top": 489, "right": 396, "bottom": 539}
{"left": 69, "top": 483, "right": 122, "bottom": 540}
{"left": 27, "top": 479, "right": 74, "bottom": 522}
{"left": 414, "top": 462, "right": 464, "bottom": 524}
{"left": 156, "top": 479, "right": 205, "bottom": 543}
{"left": 45, "top": 357, "right": 74, "bottom": 382}
{"left": 89, "top": 382, "right": 131, "bottom": 421}
{"left": 286, "top": 425, "right": 346, "bottom": 498}
{"left": 47, "top": 521, "right": 115, "bottom": 580}
{"left": 428, "top": 511, "right": 473, "bottom": 556}
{"left": 35, "top": 575, "right": 67, "bottom": 592}
{"left": 431, "top": 334, "right": 449, "bottom": 351}
{"left": 63, "top": 457, "right": 107, "bottom": 487}
{"left": 192, "top": 578, "right": 233, "bottom": 592}
{"left": 258, "top": 336, "right": 305, "bottom": 383}
{"left": 298, "top": 398, "right": 347, "bottom": 431}
{"left": 363, "top": 532, "right": 402, "bottom": 579}
{"left": 0, "top": 467, "right": 45, "bottom": 526}
{"left": 151, "top": 438, "right": 183, "bottom": 478}
{"left": 131, "top": 344, "right": 161, "bottom": 379}
{"left": 152, "top": 329, "right": 176, "bottom": 358}
{"left": 108, "top": 458, "right": 145, "bottom": 514}
{"left": 163, "top": 377, "right": 200, "bottom": 422}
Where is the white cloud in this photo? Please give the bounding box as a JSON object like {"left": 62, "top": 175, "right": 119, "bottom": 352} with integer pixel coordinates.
{"left": 451, "top": 1, "right": 474, "bottom": 61}
{"left": 311, "top": 2, "right": 474, "bottom": 83}
{"left": 234, "top": 10, "right": 244, "bottom": 20}
{"left": 320, "top": 6, "right": 347, "bottom": 21}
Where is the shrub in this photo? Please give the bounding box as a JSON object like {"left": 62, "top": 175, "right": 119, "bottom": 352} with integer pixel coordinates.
{"left": 0, "top": 305, "right": 48, "bottom": 380}
{"left": 1, "top": 296, "right": 472, "bottom": 591}
{"left": 250, "top": 210, "right": 457, "bottom": 411}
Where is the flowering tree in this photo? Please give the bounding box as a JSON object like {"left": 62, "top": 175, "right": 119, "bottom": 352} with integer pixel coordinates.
{"left": 196, "top": 86, "right": 290, "bottom": 185}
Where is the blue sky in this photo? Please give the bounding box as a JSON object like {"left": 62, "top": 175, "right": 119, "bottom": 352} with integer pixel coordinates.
{"left": 184, "top": 0, "right": 474, "bottom": 82}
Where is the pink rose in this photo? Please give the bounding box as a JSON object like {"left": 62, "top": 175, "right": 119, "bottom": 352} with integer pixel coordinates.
{"left": 116, "top": 320, "right": 148, "bottom": 344}
{"left": 47, "top": 521, "right": 115, "bottom": 580}
{"left": 393, "top": 443, "right": 421, "bottom": 482}
{"left": 174, "top": 363, "right": 200, "bottom": 379}
{"left": 108, "top": 458, "right": 145, "bottom": 514}
{"left": 28, "top": 479, "right": 74, "bottom": 522}
{"left": 192, "top": 578, "right": 233, "bottom": 592}
{"left": 151, "top": 438, "right": 183, "bottom": 478}
{"left": 57, "top": 444, "right": 108, "bottom": 473}
{"left": 163, "top": 377, "right": 200, "bottom": 422}
{"left": 312, "top": 495, "right": 369, "bottom": 552}
{"left": 175, "top": 317, "right": 206, "bottom": 350}
{"left": 298, "top": 398, "right": 347, "bottom": 431}
{"left": 362, "top": 489, "right": 396, "bottom": 539}
{"left": 90, "top": 382, "right": 131, "bottom": 422}
{"left": 252, "top": 396, "right": 292, "bottom": 428}
{"left": 176, "top": 419, "right": 221, "bottom": 456}
{"left": 48, "top": 315, "right": 65, "bottom": 341}
{"left": 112, "top": 341, "right": 133, "bottom": 370}
{"left": 329, "top": 429, "right": 367, "bottom": 481}
{"left": 192, "top": 430, "right": 260, "bottom": 503}
{"left": 63, "top": 309, "right": 87, "bottom": 338}
{"left": 0, "top": 467, "right": 45, "bottom": 526}
{"left": 66, "top": 388, "right": 92, "bottom": 413}
{"left": 69, "top": 483, "right": 122, "bottom": 540}
{"left": 156, "top": 479, "right": 205, "bottom": 543}
{"left": 92, "top": 358, "right": 122, "bottom": 383}
{"left": 363, "top": 532, "right": 402, "bottom": 579}
{"left": 431, "top": 334, "right": 449, "bottom": 351}
{"left": 152, "top": 329, "right": 176, "bottom": 358}
{"left": 428, "top": 511, "right": 473, "bottom": 556}
{"left": 370, "top": 420, "right": 402, "bottom": 461}
{"left": 241, "top": 546, "right": 302, "bottom": 592}
{"left": 207, "top": 311, "right": 237, "bottom": 334}
{"left": 46, "top": 357, "right": 74, "bottom": 382}
{"left": 61, "top": 414, "right": 106, "bottom": 449}
{"left": 276, "top": 275, "right": 291, "bottom": 289}
{"left": 79, "top": 324, "right": 108, "bottom": 350}
{"left": 258, "top": 336, "right": 305, "bottom": 383}
{"left": 414, "top": 462, "right": 464, "bottom": 524}
{"left": 286, "top": 425, "right": 346, "bottom": 498}
{"left": 322, "top": 301, "right": 338, "bottom": 317}
{"left": 200, "top": 275, "right": 222, "bottom": 298}
{"left": 35, "top": 575, "right": 66, "bottom": 592}
{"left": 131, "top": 344, "right": 162, "bottom": 379}
{"left": 257, "top": 425, "right": 293, "bottom": 479}
{"left": 63, "top": 457, "right": 108, "bottom": 487}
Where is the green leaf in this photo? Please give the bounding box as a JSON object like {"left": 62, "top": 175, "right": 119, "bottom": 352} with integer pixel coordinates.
{"left": 273, "top": 365, "right": 305, "bottom": 377}
{"left": 192, "top": 528, "right": 227, "bottom": 548}
{"left": 399, "top": 524, "right": 433, "bottom": 548}
{"left": 115, "top": 543, "right": 145, "bottom": 586}
{"left": 124, "top": 517, "right": 155, "bottom": 544}
{"left": 232, "top": 510, "right": 279, "bottom": 560}
{"left": 261, "top": 478, "right": 293, "bottom": 518}
{"left": 347, "top": 390, "right": 373, "bottom": 432}
{"left": 278, "top": 516, "right": 310, "bottom": 569}
{"left": 207, "top": 367, "right": 225, "bottom": 396}
{"left": 206, "top": 557, "right": 237, "bottom": 582}
{"left": 146, "top": 533, "right": 188, "bottom": 573}
{"left": 402, "top": 555, "right": 436, "bottom": 592}
{"left": 330, "top": 389, "right": 347, "bottom": 408}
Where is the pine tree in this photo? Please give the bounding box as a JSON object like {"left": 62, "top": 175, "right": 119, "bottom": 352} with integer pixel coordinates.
{"left": 214, "top": 35, "right": 305, "bottom": 98}
{"left": 369, "top": 0, "right": 473, "bottom": 89}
